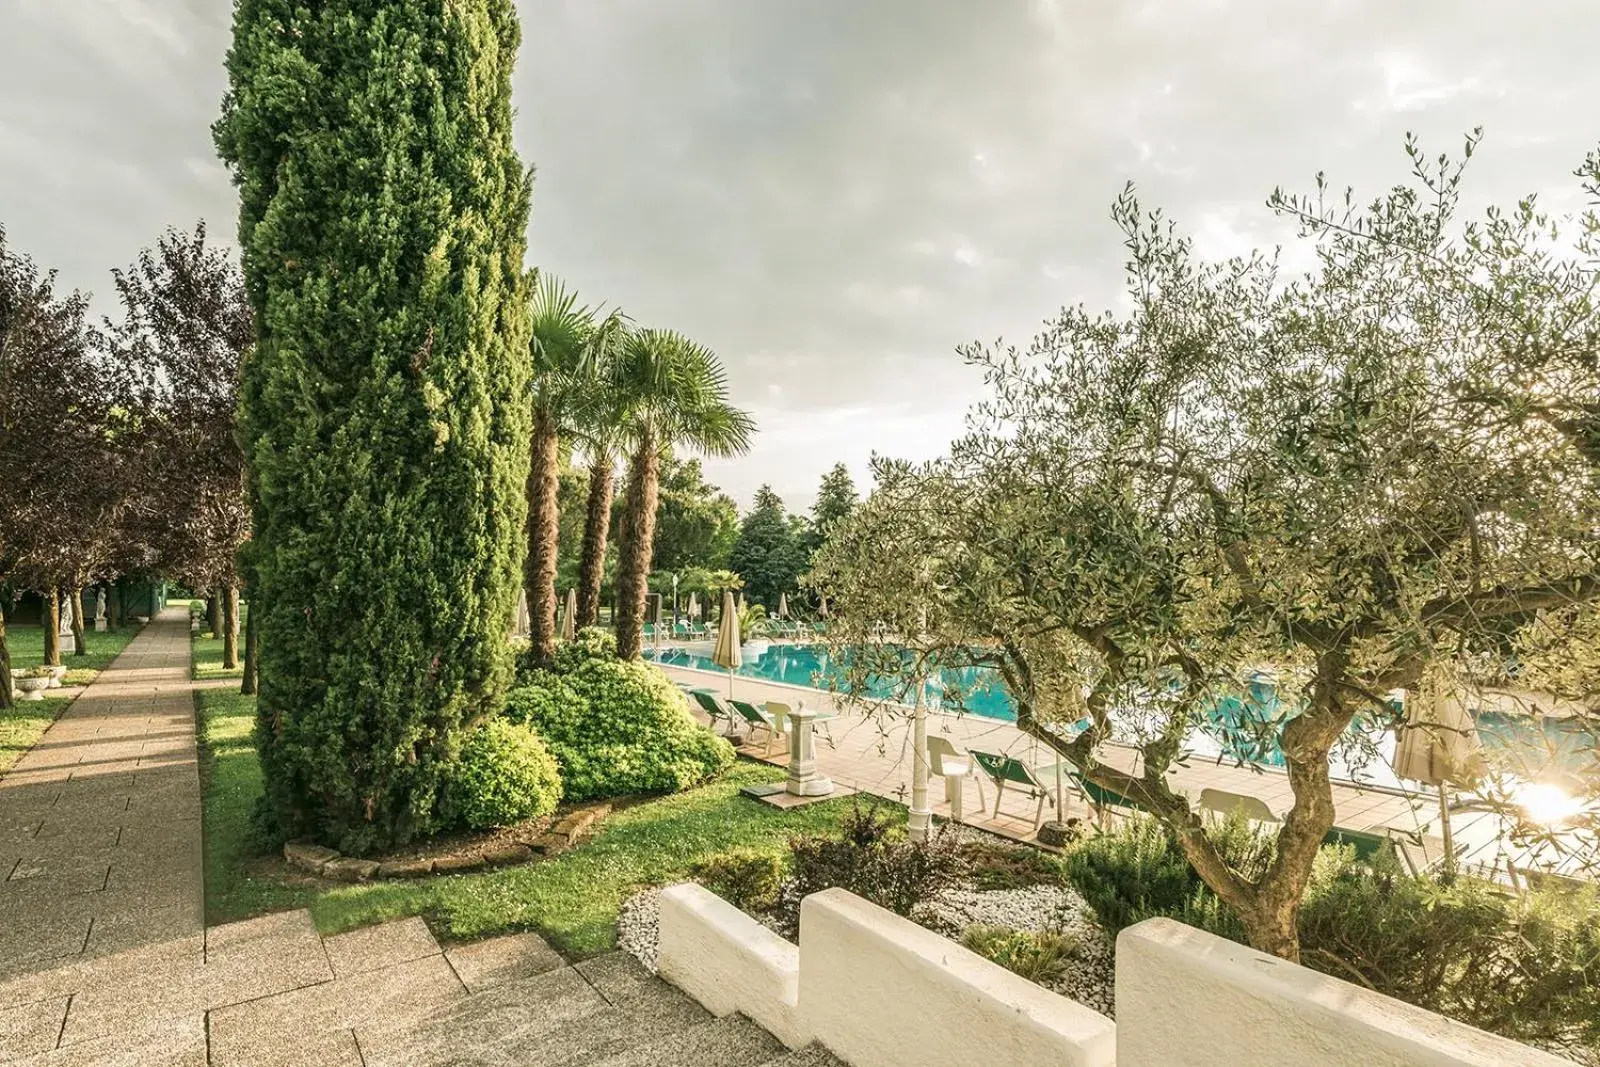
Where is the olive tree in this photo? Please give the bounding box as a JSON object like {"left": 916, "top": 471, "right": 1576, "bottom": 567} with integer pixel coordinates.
{"left": 811, "top": 137, "right": 1600, "bottom": 960}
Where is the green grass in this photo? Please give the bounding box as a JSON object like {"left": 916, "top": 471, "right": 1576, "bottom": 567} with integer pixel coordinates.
{"left": 8, "top": 623, "right": 141, "bottom": 686}
{"left": 2, "top": 623, "right": 142, "bottom": 775}
{"left": 0, "top": 694, "right": 74, "bottom": 776}
{"left": 186, "top": 600, "right": 248, "bottom": 680}
{"left": 196, "top": 686, "right": 861, "bottom": 955}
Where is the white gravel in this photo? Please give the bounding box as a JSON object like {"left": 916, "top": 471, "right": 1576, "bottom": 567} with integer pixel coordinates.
{"left": 617, "top": 878, "right": 1116, "bottom": 1016}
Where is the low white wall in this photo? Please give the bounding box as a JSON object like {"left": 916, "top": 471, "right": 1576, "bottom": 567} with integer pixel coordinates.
{"left": 657, "top": 883, "right": 810, "bottom": 1048}
{"left": 799, "top": 888, "right": 1118, "bottom": 1067}
{"left": 1116, "top": 918, "right": 1573, "bottom": 1067}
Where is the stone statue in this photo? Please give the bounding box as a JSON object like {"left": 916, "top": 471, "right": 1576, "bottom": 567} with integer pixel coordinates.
{"left": 59, "top": 594, "right": 74, "bottom": 636}
{"left": 95, "top": 588, "right": 108, "bottom": 631}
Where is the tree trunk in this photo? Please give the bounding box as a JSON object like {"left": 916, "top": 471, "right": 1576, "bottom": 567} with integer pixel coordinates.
{"left": 241, "top": 596, "right": 259, "bottom": 695}
{"left": 43, "top": 589, "right": 61, "bottom": 667}
{"left": 613, "top": 435, "right": 660, "bottom": 660}
{"left": 522, "top": 408, "right": 561, "bottom": 666}
{"left": 206, "top": 592, "right": 220, "bottom": 639}
{"left": 0, "top": 600, "right": 13, "bottom": 710}
{"left": 70, "top": 588, "right": 87, "bottom": 656}
{"left": 221, "top": 585, "right": 241, "bottom": 670}
{"left": 575, "top": 455, "right": 614, "bottom": 629}
{"left": 108, "top": 583, "right": 122, "bottom": 629}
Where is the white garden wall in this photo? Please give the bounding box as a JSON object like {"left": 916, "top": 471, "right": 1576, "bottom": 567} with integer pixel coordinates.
{"left": 656, "top": 884, "right": 1567, "bottom": 1067}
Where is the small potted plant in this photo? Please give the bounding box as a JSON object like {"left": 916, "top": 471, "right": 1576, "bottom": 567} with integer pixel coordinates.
{"left": 13, "top": 667, "right": 54, "bottom": 702}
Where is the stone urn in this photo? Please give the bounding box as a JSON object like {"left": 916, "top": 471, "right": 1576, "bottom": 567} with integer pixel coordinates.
{"left": 13, "top": 674, "right": 52, "bottom": 702}
{"left": 46, "top": 665, "right": 67, "bottom": 689}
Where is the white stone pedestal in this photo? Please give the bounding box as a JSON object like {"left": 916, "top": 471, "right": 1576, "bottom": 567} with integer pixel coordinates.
{"left": 784, "top": 708, "right": 834, "bottom": 798}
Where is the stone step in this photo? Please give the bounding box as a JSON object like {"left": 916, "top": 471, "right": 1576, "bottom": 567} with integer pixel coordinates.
{"left": 571, "top": 1013, "right": 785, "bottom": 1067}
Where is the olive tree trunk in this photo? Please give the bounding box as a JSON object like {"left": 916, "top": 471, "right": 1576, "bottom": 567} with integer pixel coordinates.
{"left": 613, "top": 434, "right": 660, "bottom": 660}
{"left": 70, "top": 588, "right": 87, "bottom": 656}
{"left": 523, "top": 407, "right": 560, "bottom": 666}
{"left": 575, "top": 456, "right": 613, "bottom": 629}
{"left": 0, "top": 601, "right": 13, "bottom": 710}
{"left": 43, "top": 589, "right": 61, "bottom": 667}
{"left": 241, "top": 596, "right": 258, "bottom": 695}
{"left": 221, "top": 585, "right": 240, "bottom": 670}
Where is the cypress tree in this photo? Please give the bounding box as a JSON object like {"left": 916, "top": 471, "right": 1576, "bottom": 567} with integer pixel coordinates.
{"left": 215, "top": 0, "right": 533, "bottom": 852}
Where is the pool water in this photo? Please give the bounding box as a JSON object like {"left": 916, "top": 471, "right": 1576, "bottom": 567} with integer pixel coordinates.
{"left": 646, "top": 642, "right": 1594, "bottom": 790}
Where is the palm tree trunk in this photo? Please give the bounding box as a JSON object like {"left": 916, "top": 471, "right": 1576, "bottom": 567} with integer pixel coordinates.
{"left": 0, "top": 600, "right": 13, "bottom": 710}
{"left": 242, "top": 600, "right": 259, "bottom": 694}
{"left": 43, "top": 588, "right": 61, "bottom": 667}
{"left": 222, "top": 585, "right": 241, "bottom": 670}
{"left": 523, "top": 407, "right": 561, "bottom": 666}
{"left": 614, "top": 434, "right": 660, "bottom": 659}
{"left": 70, "top": 588, "right": 87, "bottom": 656}
{"left": 575, "top": 455, "right": 614, "bottom": 628}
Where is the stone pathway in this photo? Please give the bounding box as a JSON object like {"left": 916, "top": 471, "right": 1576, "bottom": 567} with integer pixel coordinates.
{"left": 0, "top": 607, "right": 202, "bottom": 978}
{"left": 0, "top": 606, "right": 837, "bottom": 1065}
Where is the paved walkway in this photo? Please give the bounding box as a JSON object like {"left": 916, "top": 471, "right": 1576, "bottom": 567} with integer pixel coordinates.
{"left": 0, "top": 608, "right": 203, "bottom": 978}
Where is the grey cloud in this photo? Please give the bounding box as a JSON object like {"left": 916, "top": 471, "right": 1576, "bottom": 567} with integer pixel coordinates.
{"left": 3, "top": 0, "right": 1598, "bottom": 509}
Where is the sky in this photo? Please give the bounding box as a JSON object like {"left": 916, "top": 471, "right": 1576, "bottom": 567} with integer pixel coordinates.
{"left": 3, "top": 1, "right": 1598, "bottom": 510}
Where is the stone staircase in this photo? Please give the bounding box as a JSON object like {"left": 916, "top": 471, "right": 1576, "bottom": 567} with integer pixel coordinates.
{"left": 0, "top": 910, "right": 844, "bottom": 1066}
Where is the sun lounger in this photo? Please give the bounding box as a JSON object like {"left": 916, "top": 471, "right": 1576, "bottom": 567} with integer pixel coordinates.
{"left": 1199, "top": 787, "right": 1281, "bottom": 824}
{"left": 759, "top": 700, "right": 837, "bottom": 750}
{"left": 727, "top": 698, "right": 785, "bottom": 755}
{"left": 971, "top": 751, "right": 1056, "bottom": 831}
{"left": 685, "top": 689, "right": 738, "bottom": 736}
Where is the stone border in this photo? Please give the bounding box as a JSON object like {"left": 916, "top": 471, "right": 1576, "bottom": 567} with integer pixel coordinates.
{"left": 283, "top": 803, "right": 610, "bottom": 882}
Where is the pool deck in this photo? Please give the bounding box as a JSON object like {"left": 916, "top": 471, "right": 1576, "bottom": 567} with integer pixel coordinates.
{"left": 661, "top": 661, "right": 1510, "bottom": 871}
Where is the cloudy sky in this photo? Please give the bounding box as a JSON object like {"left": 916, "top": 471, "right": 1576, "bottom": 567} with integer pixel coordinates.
{"left": 3, "top": 1, "right": 1597, "bottom": 509}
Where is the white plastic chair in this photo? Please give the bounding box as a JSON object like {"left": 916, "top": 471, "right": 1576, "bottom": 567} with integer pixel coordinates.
{"left": 927, "top": 735, "right": 986, "bottom": 823}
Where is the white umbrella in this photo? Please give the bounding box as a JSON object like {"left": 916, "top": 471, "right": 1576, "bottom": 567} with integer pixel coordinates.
{"left": 1395, "top": 668, "right": 1485, "bottom": 868}
{"left": 687, "top": 592, "right": 700, "bottom": 620}
{"left": 560, "top": 588, "right": 577, "bottom": 641}
{"left": 818, "top": 597, "right": 828, "bottom": 619}
{"left": 712, "top": 590, "right": 742, "bottom": 698}
{"left": 777, "top": 592, "right": 789, "bottom": 619}
{"left": 738, "top": 592, "right": 748, "bottom": 615}
{"left": 512, "top": 588, "right": 531, "bottom": 638}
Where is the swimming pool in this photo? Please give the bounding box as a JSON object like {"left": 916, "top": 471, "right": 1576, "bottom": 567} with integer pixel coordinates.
{"left": 645, "top": 642, "right": 1595, "bottom": 790}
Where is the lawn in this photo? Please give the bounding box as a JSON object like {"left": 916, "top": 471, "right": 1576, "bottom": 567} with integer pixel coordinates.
{"left": 2, "top": 622, "right": 143, "bottom": 775}
{"left": 196, "top": 686, "right": 860, "bottom": 955}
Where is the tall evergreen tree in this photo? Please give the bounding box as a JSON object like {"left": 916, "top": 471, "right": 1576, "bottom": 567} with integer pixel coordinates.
{"left": 728, "top": 485, "right": 806, "bottom": 610}
{"left": 805, "top": 462, "right": 858, "bottom": 559}
{"left": 215, "top": 0, "right": 533, "bottom": 852}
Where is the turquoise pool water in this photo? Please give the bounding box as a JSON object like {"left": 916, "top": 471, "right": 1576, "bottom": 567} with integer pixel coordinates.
{"left": 646, "top": 642, "right": 1596, "bottom": 790}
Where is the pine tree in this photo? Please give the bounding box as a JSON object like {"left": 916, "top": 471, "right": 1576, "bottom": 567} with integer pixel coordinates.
{"left": 805, "top": 462, "right": 858, "bottom": 559}
{"left": 728, "top": 485, "right": 805, "bottom": 610}
{"left": 215, "top": 0, "right": 533, "bottom": 852}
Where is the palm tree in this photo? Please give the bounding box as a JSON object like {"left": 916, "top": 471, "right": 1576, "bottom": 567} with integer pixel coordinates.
{"left": 571, "top": 421, "right": 624, "bottom": 629}
{"left": 523, "top": 274, "right": 625, "bottom": 666}
{"left": 611, "top": 330, "right": 754, "bottom": 659}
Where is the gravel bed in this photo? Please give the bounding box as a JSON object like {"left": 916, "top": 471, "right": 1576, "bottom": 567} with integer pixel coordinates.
{"left": 617, "top": 878, "right": 1116, "bottom": 1016}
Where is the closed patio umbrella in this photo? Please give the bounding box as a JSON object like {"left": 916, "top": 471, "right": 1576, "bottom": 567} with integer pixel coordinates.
{"left": 818, "top": 597, "right": 828, "bottom": 618}
{"left": 687, "top": 592, "right": 700, "bottom": 620}
{"left": 712, "top": 590, "right": 742, "bottom": 698}
{"left": 1395, "top": 668, "right": 1485, "bottom": 869}
{"left": 738, "top": 592, "right": 748, "bottom": 615}
{"left": 777, "top": 592, "right": 789, "bottom": 619}
{"left": 560, "top": 588, "right": 578, "bottom": 641}
{"left": 512, "top": 589, "right": 531, "bottom": 638}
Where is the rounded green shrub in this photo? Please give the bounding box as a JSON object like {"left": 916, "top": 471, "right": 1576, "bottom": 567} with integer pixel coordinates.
{"left": 506, "top": 658, "right": 734, "bottom": 801}
{"left": 442, "top": 720, "right": 562, "bottom": 830}
{"left": 690, "top": 848, "right": 785, "bottom": 913}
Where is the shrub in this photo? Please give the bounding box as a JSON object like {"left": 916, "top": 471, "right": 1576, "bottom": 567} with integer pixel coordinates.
{"left": 961, "top": 839, "right": 1067, "bottom": 890}
{"left": 962, "top": 926, "right": 1079, "bottom": 985}
{"left": 690, "top": 848, "right": 785, "bottom": 912}
{"left": 441, "top": 720, "right": 562, "bottom": 830}
{"left": 1064, "top": 815, "right": 1600, "bottom": 1058}
{"left": 787, "top": 801, "right": 967, "bottom": 923}
{"left": 505, "top": 657, "right": 734, "bottom": 800}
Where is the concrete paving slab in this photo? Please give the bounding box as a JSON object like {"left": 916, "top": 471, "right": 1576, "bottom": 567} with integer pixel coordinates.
{"left": 323, "top": 915, "right": 441, "bottom": 978}
{"left": 446, "top": 931, "right": 565, "bottom": 993}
